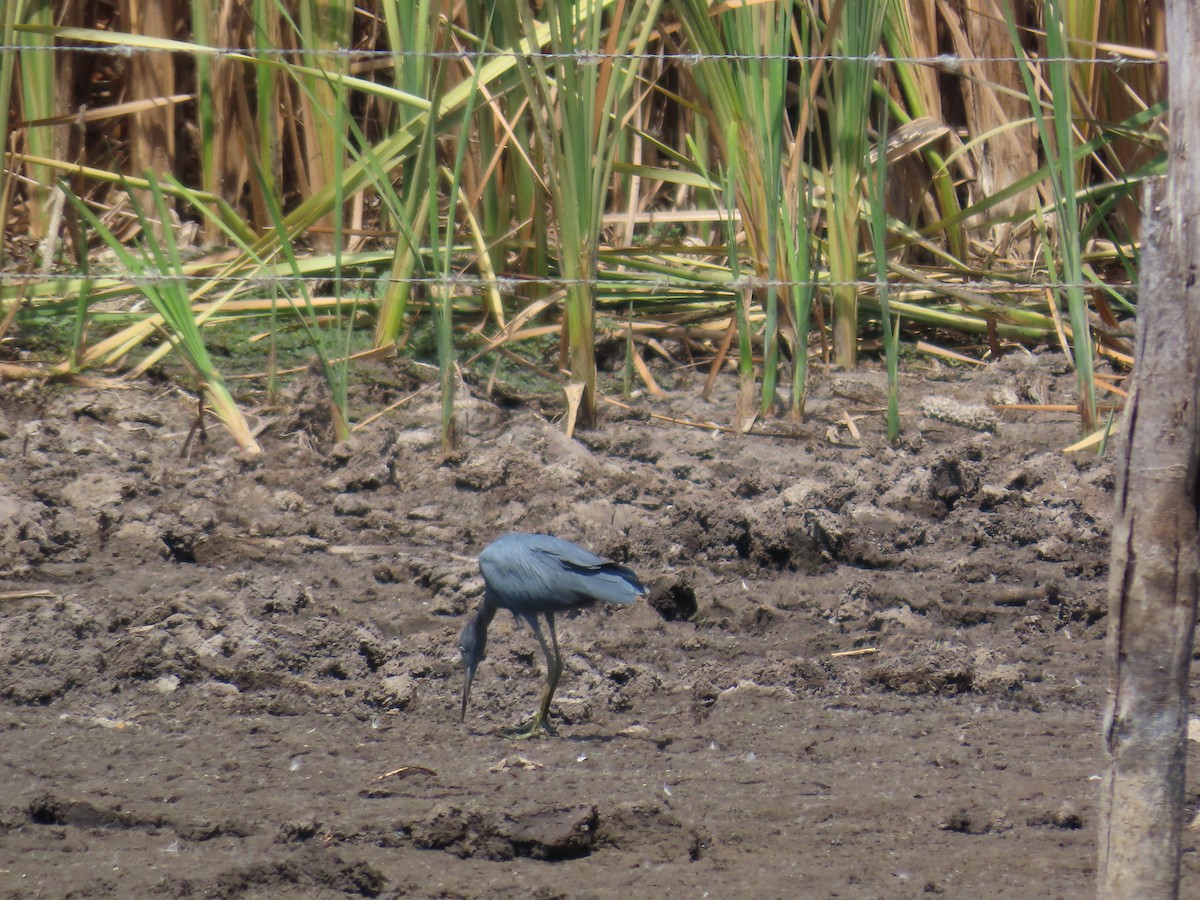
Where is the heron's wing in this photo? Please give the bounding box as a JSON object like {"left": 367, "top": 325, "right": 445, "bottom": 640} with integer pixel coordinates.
{"left": 480, "top": 534, "right": 646, "bottom": 609}
{"left": 529, "top": 540, "right": 646, "bottom": 606}
{"left": 521, "top": 534, "right": 607, "bottom": 568}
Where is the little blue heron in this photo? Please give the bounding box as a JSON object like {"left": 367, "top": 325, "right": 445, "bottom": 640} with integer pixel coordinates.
{"left": 459, "top": 532, "right": 646, "bottom": 738}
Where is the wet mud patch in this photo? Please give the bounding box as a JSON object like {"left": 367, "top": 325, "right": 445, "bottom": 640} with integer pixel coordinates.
{"left": 2, "top": 354, "right": 1199, "bottom": 897}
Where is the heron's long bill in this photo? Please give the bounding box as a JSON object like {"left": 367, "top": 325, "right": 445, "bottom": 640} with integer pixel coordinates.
{"left": 460, "top": 661, "right": 477, "bottom": 722}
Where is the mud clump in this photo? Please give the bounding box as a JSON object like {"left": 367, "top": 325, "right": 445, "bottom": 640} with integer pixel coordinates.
{"left": 647, "top": 576, "right": 698, "bottom": 621}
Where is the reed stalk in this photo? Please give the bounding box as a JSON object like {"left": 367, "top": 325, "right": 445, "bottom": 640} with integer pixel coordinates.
{"left": 827, "top": 0, "right": 887, "bottom": 371}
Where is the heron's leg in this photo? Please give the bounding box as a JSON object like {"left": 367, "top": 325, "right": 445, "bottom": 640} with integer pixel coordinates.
{"left": 504, "top": 615, "right": 562, "bottom": 739}
{"left": 539, "top": 614, "right": 564, "bottom": 720}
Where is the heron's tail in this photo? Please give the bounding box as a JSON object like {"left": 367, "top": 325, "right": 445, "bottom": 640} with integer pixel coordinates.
{"left": 584, "top": 564, "right": 646, "bottom": 606}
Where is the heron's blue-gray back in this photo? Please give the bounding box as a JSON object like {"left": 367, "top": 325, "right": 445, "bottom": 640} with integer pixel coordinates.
{"left": 479, "top": 533, "right": 645, "bottom": 613}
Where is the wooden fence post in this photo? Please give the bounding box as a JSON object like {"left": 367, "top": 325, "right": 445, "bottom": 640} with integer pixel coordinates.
{"left": 1097, "top": 2, "right": 1200, "bottom": 896}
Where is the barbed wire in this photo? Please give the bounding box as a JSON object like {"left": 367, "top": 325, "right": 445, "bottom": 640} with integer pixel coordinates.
{"left": 0, "top": 44, "right": 1163, "bottom": 67}
{"left": 0, "top": 270, "right": 1136, "bottom": 296}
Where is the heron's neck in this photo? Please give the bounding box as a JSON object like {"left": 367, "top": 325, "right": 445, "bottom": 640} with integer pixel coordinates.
{"left": 471, "top": 596, "right": 499, "bottom": 639}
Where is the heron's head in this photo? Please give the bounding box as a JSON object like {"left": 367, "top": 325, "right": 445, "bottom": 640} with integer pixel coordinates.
{"left": 458, "top": 616, "right": 487, "bottom": 721}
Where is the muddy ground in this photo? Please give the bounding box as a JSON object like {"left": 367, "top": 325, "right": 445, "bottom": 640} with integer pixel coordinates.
{"left": 1, "top": 351, "right": 1197, "bottom": 898}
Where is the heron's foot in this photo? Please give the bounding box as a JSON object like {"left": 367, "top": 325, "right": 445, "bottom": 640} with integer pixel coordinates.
{"left": 502, "top": 712, "right": 557, "bottom": 740}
